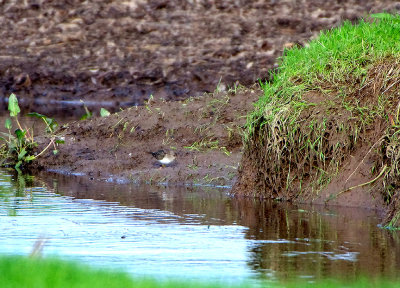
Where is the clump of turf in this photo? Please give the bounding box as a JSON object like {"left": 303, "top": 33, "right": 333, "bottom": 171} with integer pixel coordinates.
{"left": 234, "top": 14, "right": 400, "bottom": 227}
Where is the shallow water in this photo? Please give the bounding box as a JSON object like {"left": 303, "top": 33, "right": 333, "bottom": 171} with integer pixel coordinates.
{"left": 0, "top": 169, "right": 399, "bottom": 284}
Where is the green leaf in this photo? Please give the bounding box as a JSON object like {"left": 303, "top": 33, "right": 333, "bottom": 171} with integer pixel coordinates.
{"left": 15, "top": 160, "right": 22, "bottom": 169}
{"left": 53, "top": 149, "right": 59, "bottom": 155}
{"left": 48, "top": 120, "right": 58, "bottom": 133}
{"left": 80, "top": 101, "right": 92, "bottom": 120}
{"left": 18, "top": 148, "right": 27, "bottom": 160}
{"left": 80, "top": 111, "right": 92, "bottom": 120}
{"left": 8, "top": 93, "right": 20, "bottom": 117}
{"left": 27, "top": 112, "right": 58, "bottom": 133}
{"left": 0, "top": 132, "right": 14, "bottom": 138}
{"left": 100, "top": 108, "right": 111, "bottom": 117}
{"left": 5, "top": 118, "right": 12, "bottom": 130}
{"left": 55, "top": 139, "right": 65, "bottom": 144}
{"left": 26, "top": 112, "right": 46, "bottom": 119}
{"left": 14, "top": 129, "right": 26, "bottom": 141}
{"left": 8, "top": 141, "right": 17, "bottom": 150}
{"left": 25, "top": 155, "right": 36, "bottom": 161}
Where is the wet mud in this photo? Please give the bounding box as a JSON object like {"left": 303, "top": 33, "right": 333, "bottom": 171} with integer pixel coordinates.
{"left": 32, "top": 86, "right": 261, "bottom": 187}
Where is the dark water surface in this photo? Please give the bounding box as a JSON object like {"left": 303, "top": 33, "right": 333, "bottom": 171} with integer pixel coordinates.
{"left": 0, "top": 169, "right": 399, "bottom": 284}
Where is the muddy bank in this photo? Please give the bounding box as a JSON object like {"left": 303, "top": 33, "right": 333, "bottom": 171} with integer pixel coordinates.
{"left": 32, "top": 86, "right": 261, "bottom": 187}
{"left": 1, "top": 0, "right": 399, "bottom": 116}
{"left": 231, "top": 16, "right": 400, "bottom": 227}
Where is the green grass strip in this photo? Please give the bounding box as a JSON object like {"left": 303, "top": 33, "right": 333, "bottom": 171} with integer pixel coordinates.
{"left": 1, "top": 256, "right": 400, "bottom": 288}
{"left": 0, "top": 256, "right": 247, "bottom": 288}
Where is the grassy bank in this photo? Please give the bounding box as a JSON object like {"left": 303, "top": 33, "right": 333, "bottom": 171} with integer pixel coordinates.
{"left": 1, "top": 256, "right": 400, "bottom": 288}
{"left": 236, "top": 13, "right": 400, "bottom": 227}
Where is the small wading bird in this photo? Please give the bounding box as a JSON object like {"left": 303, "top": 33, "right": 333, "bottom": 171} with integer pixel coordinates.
{"left": 148, "top": 149, "right": 176, "bottom": 167}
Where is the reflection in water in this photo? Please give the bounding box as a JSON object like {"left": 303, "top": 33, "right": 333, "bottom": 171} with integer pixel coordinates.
{"left": 0, "top": 169, "right": 399, "bottom": 283}
{"left": 233, "top": 200, "right": 400, "bottom": 280}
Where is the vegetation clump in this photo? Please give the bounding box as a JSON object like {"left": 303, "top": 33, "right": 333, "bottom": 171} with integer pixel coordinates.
{"left": 0, "top": 93, "right": 63, "bottom": 172}
{"left": 235, "top": 14, "right": 400, "bottom": 227}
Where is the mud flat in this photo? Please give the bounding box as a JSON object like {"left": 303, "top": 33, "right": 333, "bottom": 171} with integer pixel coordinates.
{"left": 33, "top": 86, "right": 260, "bottom": 187}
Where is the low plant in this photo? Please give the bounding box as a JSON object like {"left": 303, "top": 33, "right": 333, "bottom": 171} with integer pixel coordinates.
{"left": 184, "top": 139, "right": 231, "bottom": 156}
{"left": 0, "top": 93, "right": 64, "bottom": 172}
{"left": 100, "top": 107, "right": 111, "bottom": 117}
{"left": 80, "top": 100, "right": 93, "bottom": 120}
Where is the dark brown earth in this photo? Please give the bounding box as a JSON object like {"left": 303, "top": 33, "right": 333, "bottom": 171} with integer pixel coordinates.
{"left": 1, "top": 1, "right": 400, "bottom": 211}
{"left": 1, "top": 0, "right": 399, "bottom": 117}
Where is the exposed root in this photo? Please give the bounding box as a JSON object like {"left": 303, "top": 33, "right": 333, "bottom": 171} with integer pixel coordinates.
{"left": 326, "top": 164, "right": 389, "bottom": 202}
{"left": 345, "top": 136, "right": 385, "bottom": 183}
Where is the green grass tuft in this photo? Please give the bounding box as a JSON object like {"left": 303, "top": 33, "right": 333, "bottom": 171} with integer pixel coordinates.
{"left": 248, "top": 14, "right": 400, "bottom": 138}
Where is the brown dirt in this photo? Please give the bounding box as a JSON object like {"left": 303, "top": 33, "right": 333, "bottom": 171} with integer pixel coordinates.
{"left": 1, "top": 0, "right": 398, "bottom": 117}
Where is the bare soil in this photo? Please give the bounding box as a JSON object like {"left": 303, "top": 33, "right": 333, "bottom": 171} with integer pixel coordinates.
{"left": 1, "top": 0, "right": 398, "bottom": 116}
{"left": 1, "top": 1, "right": 399, "bottom": 210}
